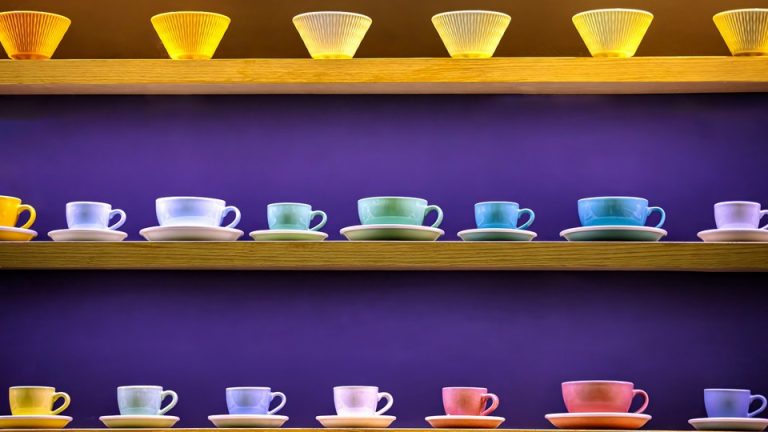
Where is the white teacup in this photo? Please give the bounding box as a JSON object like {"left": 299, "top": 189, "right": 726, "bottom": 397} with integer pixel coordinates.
{"left": 156, "top": 196, "right": 241, "bottom": 228}
{"left": 333, "top": 386, "right": 393, "bottom": 416}
{"left": 715, "top": 201, "right": 768, "bottom": 229}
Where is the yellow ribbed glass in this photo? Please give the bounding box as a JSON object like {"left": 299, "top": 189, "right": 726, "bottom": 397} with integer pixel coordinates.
{"left": 572, "top": 8, "right": 653, "bottom": 58}
{"left": 432, "top": 10, "right": 510, "bottom": 59}
{"left": 151, "top": 11, "right": 230, "bottom": 60}
{"left": 0, "top": 11, "right": 70, "bottom": 60}
{"left": 714, "top": 9, "right": 768, "bottom": 56}
{"left": 293, "top": 11, "right": 372, "bottom": 59}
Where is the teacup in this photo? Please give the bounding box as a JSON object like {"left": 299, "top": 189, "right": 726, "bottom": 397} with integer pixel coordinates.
{"left": 267, "top": 203, "right": 327, "bottom": 231}
{"left": 117, "top": 385, "right": 178, "bottom": 415}
{"left": 66, "top": 201, "right": 126, "bottom": 230}
{"left": 156, "top": 197, "right": 241, "bottom": 228}
{"left": 226, "top": 387, "right": 287, "bottom": 415}
{"left": 0, "top": 195, "right": 36, "bottom": 229}
{"left": 442, "top": 387, "right": 499, "bottom": 416}
{"left": 475, "top": 201, "right": 534, "bottom": 230}
{"left": 705, "top": 389, "right": 767, "bottom": 418}
{"left": 9, "top": 386, "right": 70, "bottom": 415}
{"left": 334, "top": 386, "right": 393, "bottom": 416}
{"left": 578, "top": 197, "right": 665, "bottom": 228}
{"left": 358, "top": 197, "right": 443, "bottom": 227}
{"left": 715, "top": 201, "right": 768, "bottom": 229}
{"left": 562, "top": 380, "right": 649, "bottom": 413}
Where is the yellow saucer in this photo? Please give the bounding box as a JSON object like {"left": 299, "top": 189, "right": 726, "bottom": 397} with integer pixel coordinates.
{"left": 0, "top": 415, "right": 72, "bottom": 429}
{"left": 0, "top": 226, "right": 37, "bottom": 241}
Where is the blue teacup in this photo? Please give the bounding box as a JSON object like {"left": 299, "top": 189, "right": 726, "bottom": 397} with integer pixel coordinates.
{"left": 358, "top": 196, "right": 443, "bottom": 227}
{"left": 226, "top": 387, "right": 287, "bottom": 415}
{"left": 578, "top": 197, "right": 665, "bottom": 228}
{"left": 66, "top": 201, "right": 126, "bottom": 230}
{"left": 117, "top": 385, "right": 178, "bottom": 416}
{"left": 156, "top": 196, "right": 241, "bottom": 228}
{"left": 267, "top": 203, "right": 327, "bottom": 231}
{"left": 705, "top": 389, "right": 767, "bottom": 418}
{"left": 475, "top": 201, "right": 534, "bottom": 230}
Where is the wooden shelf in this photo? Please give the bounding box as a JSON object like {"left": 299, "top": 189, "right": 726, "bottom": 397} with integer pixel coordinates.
{"left": 0, "top": 429, "right": 702, "bottom": 432}
{"left": 0, "top": 242, "right": 766, "bottom": 271}
{"left": 1, "top": 57, "right": 767, "bottom": 95}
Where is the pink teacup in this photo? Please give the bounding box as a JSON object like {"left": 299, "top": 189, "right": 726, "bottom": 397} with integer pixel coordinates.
{"left": 562, "top": 380, "right": 649, "bottom": 413}
{"left": 443, "top": 387, "right": 499, "bottom": 416}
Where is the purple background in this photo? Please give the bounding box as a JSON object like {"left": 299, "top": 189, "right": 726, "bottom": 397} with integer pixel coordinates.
{"left": 1, "top": 94, "right": 768, "bottom": 428}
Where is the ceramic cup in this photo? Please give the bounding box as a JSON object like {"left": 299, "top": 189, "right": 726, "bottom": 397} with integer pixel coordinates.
{"left": 705, "top": 389, "right": 768, "bottom": 418}
{"left": 714, "top": 201, "right": 768, "bottom": 229}
{"left": 66, "top": 201, "right": 126, "bottom": 230}
{"left": 9, "top": 386, "right": 70, "bottom": 415}
{"left": 358, "top": 197, "right": 443, "bottom": 227}
{"left": 333, "top": 385, "right": 393, "bottom": 416}
{"left": 578, "top": 197, "right": 665, "bottom": 228}
{"left": 226, "top": 387, "right": 286, "bottom": 415}
{"left": 267, "top": 203, "right": 327, "bottom": 231}
{"left": 475, "top": 201, "right": 534, "bottom": 230}
{"left": 0, "top": 195, "right": 36, "bottom": 229}
{"left": 156, "top": 196, "right": 241, "bottom": 228}
{"left": 442, "top": 387, "right": 499, "bottom": 416}
{"left": 562, "top": 380, "right": 649, "bottom": 413}
{"left": 117, "top": 385, "right": 178, "bottom": 416}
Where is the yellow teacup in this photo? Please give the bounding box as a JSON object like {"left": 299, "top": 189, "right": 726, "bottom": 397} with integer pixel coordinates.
{"left": 9, "top": 386, "right": 70, "bottom": 415}
{"left": 0, "top": 196, "right": 36, "bottom": 229}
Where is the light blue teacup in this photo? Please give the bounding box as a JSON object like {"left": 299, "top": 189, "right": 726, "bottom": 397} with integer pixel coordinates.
{"left": 475, "top": 201, "right": 534, "bottom": 230}
{"left": 268, "top": 203, "right": 327, "bottom": 231}
{"left": 705, "top": 389, "right": 767, "bottom": 418}
{"left": 66, "top": 201, "right": 126, "bottom": 230}
{"left": 156, "top": 197, "right": 241, "bottom": 228}
{"left": 578, "top": 197, "right": 665, "bottom": 228}
{"left": 358, "top": 196, "right": 443, "bottom": 227}
{"left": 226, "top": 387, "right": 287, "bottom": 415}
{"left": 117, "top": 385, "right": 178, "bottom": 416}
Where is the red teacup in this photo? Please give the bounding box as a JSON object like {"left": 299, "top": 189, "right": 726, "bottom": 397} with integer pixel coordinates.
{"left": 443, "top": 387, "right": 499, "bottom": 416}
{"left": 562, "top": 381, "right": 649, "bottom": 413}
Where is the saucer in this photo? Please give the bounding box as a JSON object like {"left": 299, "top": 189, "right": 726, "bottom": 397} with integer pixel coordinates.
{"left": 316, "top": 414, "right": 396, "bottom": 428}
{"left": 689, "top": 417, "right": 768, "bottom": 431}
{"left": 560, "top": 225, "right": 667, "bottom": 242}
{"left": 698, "top": 228, "right": 768, "bottom": 242}
{"left": 341, "top": 224, "right": 444, "bottom": 241}
{"left": 458, "top": 228, "right": 536, "bottom": 242}
{"left": 49, "top": 229, "right": 128, "bottom": 242}
{"left": 140, "top": 226, "right": 244, "bottom": 241}
{"left": 0, "top": 226, "right": 37, "bottom": 242}
{"left": 249, "top": 229, "right": 328, "bottom": 241}
{"left": 0, "top": 415, "right": 72, "bottom": 429}
{"left": 100, "top": 415, "right": 180, "bottom": 428}
{"left": 425, "top": 415, "right": 505, "bottom": 428}
{"left": 209, "top": 414, "right": 289, "bottom": 428}
{"left": 545, "top": 412, "right": 651, "bottom": 429}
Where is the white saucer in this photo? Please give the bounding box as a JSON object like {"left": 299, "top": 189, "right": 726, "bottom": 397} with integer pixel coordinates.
{"left": 340, "top": 224, "right": 444, "bottom": 241}
{"left": 0, "top": 226, "right": 37, "bottom": 242}
{"left": 0, "top": 415, "right": 72, "bottom": 429}
{"left": 49, "top": 228, "right": 128, "bottom": 242}
{"left": 249, "top": 229, "right": 328, "bottom": 241}
{"left": 100, "top": 415, "right": 180, "bottom": 428}
{"left": 140, "top": 225, "right": 244, "bottom": 241}
{"left": 458, "top": 228, "right": 536, "bottom": 242}
{"left": 698, "top": 228, "right": 768, "bottom": 242}
{"left": 561, "top": 225, "right": 667, "bottom": 242}
{"left": 209, "top": 414, "right": 289, "bottom": 428}
{"left": 316, "top": 414, "right": 396, "bottom": 428}
{"left": 425, "top": 415, "right": 505, "bottom": 428}
{"left": 689, "top": 417, "right": 768, "bottom": 431}
{"left": 545, "top": 412, "right": 651, "bottom": 429}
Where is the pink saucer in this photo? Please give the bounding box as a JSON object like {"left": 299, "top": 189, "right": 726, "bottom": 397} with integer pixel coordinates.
{"left": 545, "top": 412, "right": 651, "bottom": 429}
{"left": 425, "top": 415, "right": 505, "bottom": 429}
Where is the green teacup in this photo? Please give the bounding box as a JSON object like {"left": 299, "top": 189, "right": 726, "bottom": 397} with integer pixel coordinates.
{"left": 358, "top": 196, "right": 443, "bottom": 227}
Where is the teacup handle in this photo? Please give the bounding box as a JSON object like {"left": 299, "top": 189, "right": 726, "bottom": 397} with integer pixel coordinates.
{"left": 309, "top": 210, "right": 328, "bottom": 231}
{"left": 646, "top": 206, "right": 666, "bottom": 228}
{"left": 222, "top": 206, "right": 241, "bottom": 229}
{"left": 424, "top": 205, "right": 444, "bottom": 228}
{"left": 376, "top": 391, "right": 394, "bottom": 415}
{"left": 632, "top": 389, "right": 650, "bottom": 414}
{"left": 268, "top": 391, "right": 287, "bottom": 415}
{"left": 159, "top": 390, "right": 178, "bottom": 415}
{"left": 749, "top": 394, "right": 768, "bottom": 417}
{"left": 50, "top": 391, "right": 70, "bottom": 415}
{"left": 480, "top": 392, "right": 499, "bottom": 416}
{"left": 759, "top": 210, "right": 768, "bottom": 230}
{"left": 517, "top": 208, "right": 535, "bottom": 230}
{"left": 16, "top": 204, "right": 36, "bottom": 229}
{"left": 108, "top": 209, "right": 127, "bottom": 230}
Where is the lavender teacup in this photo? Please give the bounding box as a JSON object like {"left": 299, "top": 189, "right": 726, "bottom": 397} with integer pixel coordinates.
{"left": 715, "top": 201, "right": 768, "bottom": 229}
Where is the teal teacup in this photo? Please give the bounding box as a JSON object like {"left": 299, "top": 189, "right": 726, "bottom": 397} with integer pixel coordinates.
{"left": 475, "top": 201, "right": 535, "bottom": 229}
{"left": 358, "top": 196, "right": 443, "bottom": 227}
{"left": 268, "top": 203, "right": 327, "bottom": 231}
{"left": 578, "top": 196, "right": 665, "bottom": 227}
